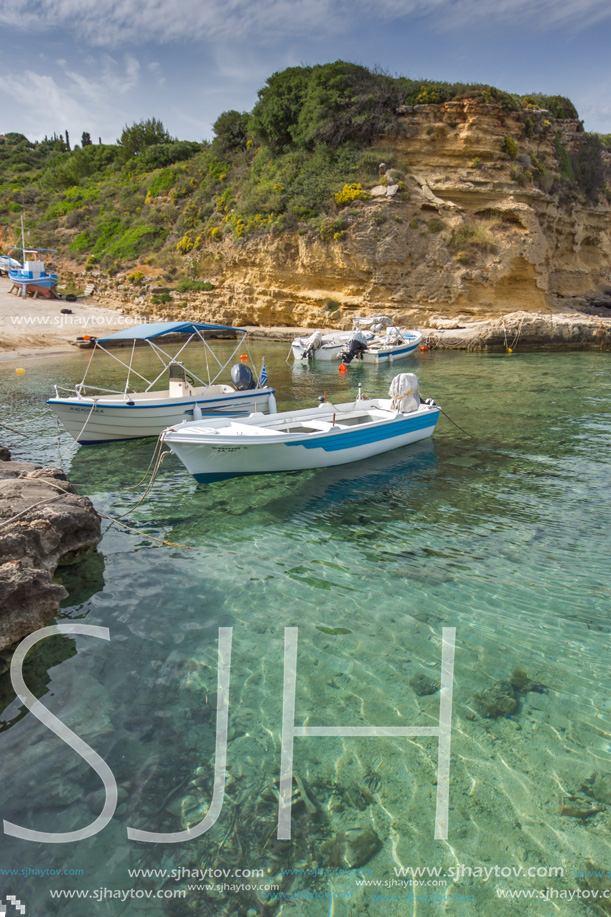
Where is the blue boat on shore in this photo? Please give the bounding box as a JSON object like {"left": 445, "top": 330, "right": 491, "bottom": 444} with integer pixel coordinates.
{"left": 8, "top": 248, "right": 59, "bottom": 296}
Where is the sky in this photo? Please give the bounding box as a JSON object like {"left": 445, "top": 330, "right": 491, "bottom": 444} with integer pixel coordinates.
{"left": 0, "top": 0, "right": 610, "bottom": 145}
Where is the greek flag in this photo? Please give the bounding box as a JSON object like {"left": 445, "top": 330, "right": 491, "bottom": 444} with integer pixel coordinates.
{"left": 260, "top": 358, "right": 268, "bottom": 387}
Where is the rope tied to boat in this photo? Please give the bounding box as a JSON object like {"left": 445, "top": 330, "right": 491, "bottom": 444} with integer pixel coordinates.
{"left": 110, "top": 438, "right": 171, "bottom": 521}
{"left": 438, "top": 407, "right": 475, "bottom": 438}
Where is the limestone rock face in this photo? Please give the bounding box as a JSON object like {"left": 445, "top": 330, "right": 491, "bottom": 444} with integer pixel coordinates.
{"left": 94, "top": 100, "right": 611, "bottom": 336}
{"left": 0, "top": 458, "right": 102, "bottom": 650}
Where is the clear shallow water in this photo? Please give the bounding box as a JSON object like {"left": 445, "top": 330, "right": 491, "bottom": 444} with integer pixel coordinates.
{"left": 0, "top": 347, "right": 610, "bottom": 915}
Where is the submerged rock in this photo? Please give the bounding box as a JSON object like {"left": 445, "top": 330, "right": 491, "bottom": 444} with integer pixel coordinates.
{"left": 473, "top": 680, "right": 517, "bottom": 718}
{"left": 584, "top": 772, "right": 611, "bottom": 806}
{"left": 0, "top": 456, "right": 102, "bottom": 649}
{"left": 323, "top": 826, "right": 382, "bottom": 869}
{"left": 509, "top": 667, "right": 546, "bottom": 694}
{"left": 410, "top": 673, "right": 441, "bottom": 696}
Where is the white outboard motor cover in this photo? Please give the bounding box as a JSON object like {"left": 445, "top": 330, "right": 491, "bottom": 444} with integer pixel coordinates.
{"left": 303, "top": 331, "right": 323, "bottom": 351}
{"left": 389, "top": 372, "right": 420, "bottom": 413}
{"left": 350, "top": 330, "right": 368, "bottom": 347}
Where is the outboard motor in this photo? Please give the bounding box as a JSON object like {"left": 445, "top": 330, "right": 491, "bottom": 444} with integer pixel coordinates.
{"left": 340, "top": 330, "right": 368, "bottom": 364}
{"left": 301, "top": 331, "right": 323, "bottom": 359}
{"left": 231, "top": 363, "right": 256, "bottom": 390}
{"left": 389, "top": 373, "right": 420, "bottom": 413}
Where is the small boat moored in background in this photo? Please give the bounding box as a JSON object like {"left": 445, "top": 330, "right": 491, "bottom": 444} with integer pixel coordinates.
{"left": 163, "top": 373, "right": 440, "bottom": 482}
{"left": 291, "top": 315, "right": 422, "bottom": 363}
{"left": 0, "top": 254, "right": 21, "bottom": 275}
{"left": 47, "top": 321, "right": 277, "bottom": 444}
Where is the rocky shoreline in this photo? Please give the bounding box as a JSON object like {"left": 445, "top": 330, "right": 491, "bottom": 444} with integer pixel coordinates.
{"left": 421, "top": 310, "right": 611, "bottom": 351}
{"left": 0, "top": 448, "right": 102, "bottom": 652}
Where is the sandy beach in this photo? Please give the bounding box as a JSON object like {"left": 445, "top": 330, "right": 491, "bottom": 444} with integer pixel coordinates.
{"left": 0, "top": 275, "right": 131, "bottom": 361}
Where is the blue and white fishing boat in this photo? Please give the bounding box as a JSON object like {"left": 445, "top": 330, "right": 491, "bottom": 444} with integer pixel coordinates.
{"left": 8, "top": 249, "right": 59, "bottom": 295}
{"left": 7, "top": 215, "right": 59, "bottom": 296}
{"left": 163, "top": 373, "right": 440, "bottom": 482}
{"left": 47, "top": 321, "right": 276, "bottom": 444}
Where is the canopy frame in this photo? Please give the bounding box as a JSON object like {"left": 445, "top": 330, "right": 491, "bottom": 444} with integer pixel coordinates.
{"left": 52, "top": 323, "right": 262, "bottom": 402}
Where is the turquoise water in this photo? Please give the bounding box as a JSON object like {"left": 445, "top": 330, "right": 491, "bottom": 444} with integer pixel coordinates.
{"left": 0, "top": 347, "right": 610, "bottom": 916}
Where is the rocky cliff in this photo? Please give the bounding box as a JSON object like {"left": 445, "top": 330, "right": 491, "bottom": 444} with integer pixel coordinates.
{"left": 93, "top": 100, "right": 611, "bottom": 332}
{"left": 0, "top": 453, "right": 102, "bottom": 651}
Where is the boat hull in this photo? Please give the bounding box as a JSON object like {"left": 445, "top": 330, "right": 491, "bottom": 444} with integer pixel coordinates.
{"left": 291, "top": 335, "right": 352, "bottom": 361}
{"left": 359, "top": 333, "right": 423, "bottom": 363}
{"left": 9, "top": 270, "right": 58, "bottom": 289}
{"left": 47, "top": 389, "right": 276, "bottom": 444}
{"left": 164, "top": 403, "right": 440, "bottom": 481}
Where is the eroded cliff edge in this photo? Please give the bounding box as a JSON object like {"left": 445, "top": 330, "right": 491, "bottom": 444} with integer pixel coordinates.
{"left": 93, "top": 100, "right": 611, "bottom": 336}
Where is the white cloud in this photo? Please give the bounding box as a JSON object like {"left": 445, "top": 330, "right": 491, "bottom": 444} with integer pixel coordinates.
{"left": 0, "top": 53, "right": 143, "bottom": 141}
{"left": 3, "top": 0, "right": 609, "bottom": 48}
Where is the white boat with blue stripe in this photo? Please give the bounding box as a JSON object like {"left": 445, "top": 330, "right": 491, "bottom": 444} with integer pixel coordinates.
{"left": 163, "top": 373, "right": 440, "bottom": 482}
{"left": 47, "top": 321, "right": 276, "bottom": 444}
{"left": 291, "top": 316, "right": 423, "bottom": 363}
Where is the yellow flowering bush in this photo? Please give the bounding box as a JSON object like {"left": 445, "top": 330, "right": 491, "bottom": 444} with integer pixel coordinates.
{"left": 176, "top": 233, "right": 195, "bottom": 254}
{"left": 334, "top": 183, "right": 370, "bottom": 206}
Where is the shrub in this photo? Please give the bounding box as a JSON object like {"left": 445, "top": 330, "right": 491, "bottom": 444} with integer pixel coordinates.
{"left": 428, "top": 217, "right": 444, "bottom": 233}
{"left": 520, "top": 94, "right": 578, "bottom": 119}
{"left": 320, "top": 218, "right": 346, "bottom": 242}
{"left": 335, "top": 183, "right": 370, "bottom": 206}
{"left": 127, "top": 271, "right": 144, "bottom": 284}
{"left": 251, "top": 61, "right": 403, "bottom": 151}
{"left": 182, "top": 200, "right": 200, "bottom": 229}
{"left": 570, "top": 134, "right": 605, "bottom": 200}
{"left": 449, "top": 223, "right": 497, "bottom": 253}
{"left": 503, "top": 136, "right": 518, "bottom": 159}
{"left": 175, "top": 280, "right": 214, "bottom": 292}
{"left": 147, "top": 169, "right": 176, "bottom": 198}
{"left": 212, "top": 110, "right": 250, "bottom": 154}
{"left": 176, "top": 233, "right": 195, "bottom": 253}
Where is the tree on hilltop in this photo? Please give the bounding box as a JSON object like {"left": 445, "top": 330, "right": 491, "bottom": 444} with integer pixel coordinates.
{"left": 212, "top": 110, "right": 250, "bottom": 154}
{"left": 118, "top": 118, "right": 173, "bottom": 161}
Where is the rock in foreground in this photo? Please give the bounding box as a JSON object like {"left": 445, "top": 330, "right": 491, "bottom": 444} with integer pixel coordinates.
{"left": 0, "top": 454, "right": 102, "bottom": 650}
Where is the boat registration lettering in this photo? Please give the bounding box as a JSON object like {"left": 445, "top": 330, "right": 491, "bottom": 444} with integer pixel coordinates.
{"left": 68, "top": 405, "right": 104, "bottom": 414}
{"left": 212, "top": 446, "right": 243, "bottom": 453}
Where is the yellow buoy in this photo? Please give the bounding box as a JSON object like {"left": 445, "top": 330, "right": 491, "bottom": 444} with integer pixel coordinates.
{"left": 16, "top": 368, "right": 26, "bottom": 375}
{"left": 507, "top": 348, "right": 513, "bottom": 354}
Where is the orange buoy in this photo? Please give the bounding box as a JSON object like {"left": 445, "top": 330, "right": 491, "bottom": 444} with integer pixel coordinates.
{"left": 239, "top": 354, "right": 248, "bottom": 361}
{"left": 420, "top": 344, "right": 428, "bottom": 352}
{"left": 338, "top": 362, "right": 347, "bottom": 373}
{"left": 83, "top": 334, "right": 91, "bottom": 340}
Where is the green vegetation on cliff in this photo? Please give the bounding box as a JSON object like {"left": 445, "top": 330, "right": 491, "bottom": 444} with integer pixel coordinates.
{"left": 0, "top": 62, "right": 607, "bottom": 281}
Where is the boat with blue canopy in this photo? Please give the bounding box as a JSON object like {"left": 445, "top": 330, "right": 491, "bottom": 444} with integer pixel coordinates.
{"left": 47, "top": 320, "right": 276, "bottom": 444}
